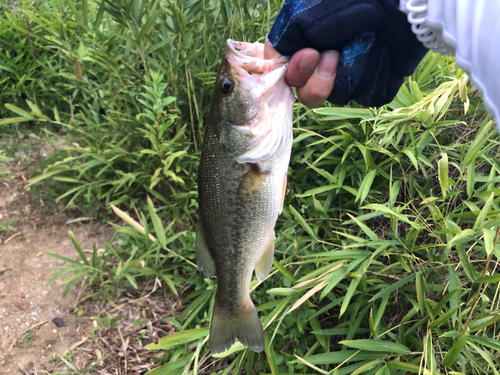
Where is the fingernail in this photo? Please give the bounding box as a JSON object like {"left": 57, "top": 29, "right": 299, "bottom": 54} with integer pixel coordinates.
{"left": 318, "top": 50, "right": 339, "bottom": 78}
{"left": 298, "top": 52, "right": 319, "bottom": 74}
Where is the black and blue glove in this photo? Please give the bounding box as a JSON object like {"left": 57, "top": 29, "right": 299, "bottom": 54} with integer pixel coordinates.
{"left": 268, "top": 0, "right": 428, "bottom": 107}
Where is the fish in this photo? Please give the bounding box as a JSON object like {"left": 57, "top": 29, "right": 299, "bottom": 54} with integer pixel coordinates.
{"left": 196, "top": 39, "right": 295, "bottom": 354}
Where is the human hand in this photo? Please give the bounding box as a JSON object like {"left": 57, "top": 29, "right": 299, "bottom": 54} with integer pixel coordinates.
{"left": 264, "top": 39, "right": 339, "bottom": 108}
{"left": 267, "top": 0, "right": 428, "bottom": 107}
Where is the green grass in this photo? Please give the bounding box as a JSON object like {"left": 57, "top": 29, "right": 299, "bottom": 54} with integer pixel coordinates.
{"left": 2, "top": 1, "right": 500, "bottom": 374}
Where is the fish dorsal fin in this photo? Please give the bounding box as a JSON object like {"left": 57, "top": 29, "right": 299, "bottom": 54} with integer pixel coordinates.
{"left": 254, "top": 232, "right": 275, "bottom": 282}
{"left": 195, "top": 223, "right": 216, "bottom": 278}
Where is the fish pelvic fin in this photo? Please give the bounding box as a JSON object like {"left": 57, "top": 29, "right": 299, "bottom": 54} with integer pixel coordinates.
{"left": 209, "top": 298, "right": 265, "bottom": 354}
{"left": 255, "top": 232, "right": 275, "bottom": 282}
{"left": 195, "top": 223, "right": 216, "bottom": 278}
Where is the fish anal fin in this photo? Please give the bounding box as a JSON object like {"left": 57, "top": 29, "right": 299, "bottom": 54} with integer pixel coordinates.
{"left": 210, "top": 298, "right": 265, "bottom": 354}
{"left": 279, "top": 172, "right": 287, "bottom": 214}
{"left": 255, "top": 233, "right": 275, "bottom": 282}
{"left": 195, "top": 223, "right": 216, "bottom": 278}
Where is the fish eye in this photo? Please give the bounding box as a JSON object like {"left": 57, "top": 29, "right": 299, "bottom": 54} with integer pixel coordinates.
{"left": 219, "top": 77, "right": 234, "bottom": 94}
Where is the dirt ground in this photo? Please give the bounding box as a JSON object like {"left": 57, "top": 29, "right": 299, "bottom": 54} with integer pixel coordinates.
{"left": 0, "top": 157, "right": 181, "bottom": 374}
{"left": 0, "top": 158, "right": 110, "bottom": 373}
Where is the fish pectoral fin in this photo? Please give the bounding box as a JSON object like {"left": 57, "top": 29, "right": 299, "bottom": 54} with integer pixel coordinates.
{"left": 237, "top": 163, "right": 266, "bottom": 198}
{"left": 254, "top": 233, "right": 275, "bottom": 282}
{"left": 195, "top": 223, "right": 216, "bottom": 278}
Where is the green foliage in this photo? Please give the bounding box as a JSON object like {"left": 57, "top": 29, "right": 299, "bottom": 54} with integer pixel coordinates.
{"left": 3, "top": 1, "right": 500, "bottom": 374}
{"left": 1, "top": 0, "right": 280, "bottom": 210}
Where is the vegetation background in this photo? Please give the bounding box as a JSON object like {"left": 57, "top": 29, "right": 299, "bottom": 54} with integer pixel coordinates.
{"left": 1, "top": 0, "right": 500, "bottom": 374}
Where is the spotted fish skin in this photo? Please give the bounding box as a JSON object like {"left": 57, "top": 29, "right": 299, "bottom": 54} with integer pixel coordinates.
{"left": 196, "top": 39, "right": 295, "bottom": 354}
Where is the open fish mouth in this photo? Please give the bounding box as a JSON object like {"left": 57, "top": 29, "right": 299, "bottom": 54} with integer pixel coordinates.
{"left": 226, "top": 39, "right": 289, "bottom": 75}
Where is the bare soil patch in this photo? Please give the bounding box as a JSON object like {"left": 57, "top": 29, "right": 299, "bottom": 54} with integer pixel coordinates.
{"left": 0, "top": 159, "right": 114, "bottom": 373}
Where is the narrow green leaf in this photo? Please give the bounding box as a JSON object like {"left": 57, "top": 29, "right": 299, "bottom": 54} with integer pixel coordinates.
{"left": 356, "top": 169, "right": 377, "bottom": 205}
{"left": 457, "top": 245, "right": 477, "bottom": 281}
{"left": 265, "top": 330, "right": 279, "bottom": 375}
{"left": 416, "top": 271, "right": 426, "bottom": 315}
{"left": 369, "top": 273, "right": 417, "bottom": 302}
{"left": 463, "top": 120, "right": 494, "bottom": 167}
{"left": 289, "top": 205, "right": 317, "bottom": 241}
{"left": 4, "top": 103, "right": 34, "bottom": 118}
{"left": 351, "top": 359, "right": 384, "bottom": 375}
{"left": 339, "top": 262, "right": 366, "bottom": 317}
{"left": 474, "top": 274, "right": 500, "bottom": 284}
{"left": 473, "top": 192, "right": 494, "bottom": 231}
{"left": 374, "top": 366, "right": 391, "bottom": 375}
{"left": 313, "top": 107, "right": 373, "bottom": 120}
{"left": 147, "top": 196, "right": 167, "bottom": 247}
{"left": 449, "top": 229, "right": 475, "bottom": 247}
{"left": 363, "top": 204, "right": 419, "bottom": 229}
{"left": 346, "top": 213, "right": 379, "bottom": 241}
{"left": 145, "top": 353, "right": 194, "bottom": 375}
{"left": 430, "top": 305, "right": 461, "bottom": 329}
{"left": 442, "top": 330, "right": 469, "bottom": 368}
{"left": 212, "top": 342, "right": 246, "bottom": 358}
{"left": 467, "top": 163, "right": 475, "bottom": 198}
{"left": 483, "top": 227, "right": 495, "bottom": 256}
{"left": 438, "top": 153, "right": 448, "bottom": 198}
{"left": 273, "top": 259, "right": 297, "bottom": 283}
{"left": 297, "top": 184, "right": 339, "bottom": 197}
{"left": 340, "top": 340, "right": 410, "bottom": 354}
{"left": 0, "top": 117, "right": 33, "bottom": 126}
{"left": 146, "top": 327, "right": 209, "bottom": 350}
{"left": 468, "top": 315, "right": 499, "bottom": 332}
{"left": 430, "top": 290, "right": 458, "bottom": 319}
{"left": 68, "top": 230, "right": 89, "bottom": 266}
{"left": 386, "top": 361, "right": 437, "bottom": 375}
{"left": 468, "top": 335, "right": 500, "bottom": 351}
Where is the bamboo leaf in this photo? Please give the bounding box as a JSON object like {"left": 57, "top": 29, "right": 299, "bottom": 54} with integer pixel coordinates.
{"left": 356, "top": 169, "right": 377, "bottom": 205}
{"left": 483, "top": 227, "right": 495, "bottom": 256}
{"left": 340, "top": 339, "right": 410, "bottom": 354}
{"left": 369, "top": 273, "right": 417, "bottom": 302}
{"left": 287, "top": 280, "right": 327, "bottom": 315}
{"left": 438, "top": 153, "right": 448, "bottom": 198}
{"left": 147, "top": 196, "right": 167, "bottom": 247}
{"left": 265, "top": 331, "right": 280, "bottom": 375}
{"left": 442, "top": 330, "right": 469, "bottom": 368}
{"left": 416, "top": 271, "right": 426, "bottom": 315}
{"left": 146, "top": 327, "right": 209, "bottom": 350}
{"left": 111, "top": 205, "right": 156, "bottom": 242}
{"left": 289, "top": 205, "right": 318, "bottom": 241}
{"left": 473, "top": 192, "right": 494, "bottom": 231}
{"left": 68, "top": 230, "right": 89, "bottom": 266}
{"left": 386, "top": 361, "right": 437, "bottom": 375}
{"left": 4, "top": 103, "right": 35, "bottom": 118}
{"left": 430, "top": 305, "right": 461, "bottom": 329}
{"left": 475, "top": 274, "right": 500, "bottom": 284}
{"left": 363, "top": 204, "right": 419, "bottom": 229}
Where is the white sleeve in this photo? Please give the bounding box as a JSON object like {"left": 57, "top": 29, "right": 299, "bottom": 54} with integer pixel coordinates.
{"left": 401, "top": 0, "right": 500, "bottom": 126}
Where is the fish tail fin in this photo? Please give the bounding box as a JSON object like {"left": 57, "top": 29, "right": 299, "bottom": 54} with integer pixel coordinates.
{"left": 209, "top": 297, "right": 265, "bottom": 354}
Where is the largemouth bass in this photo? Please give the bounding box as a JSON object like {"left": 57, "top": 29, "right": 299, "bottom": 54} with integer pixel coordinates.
{"left": 196, "top": 39, "right": 295, "bottom": 354}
